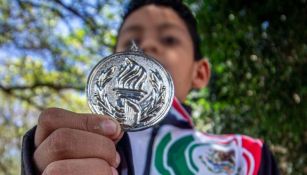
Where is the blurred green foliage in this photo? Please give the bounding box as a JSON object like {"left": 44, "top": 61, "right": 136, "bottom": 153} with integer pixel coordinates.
{"left": 0, "top": 0, "right": 306, "bottom": 174}
{"left": 185, "top": 0, "right": 307, "bottom": 174}
{"left": 0, "top": 0, "right": 122, "bottom": 174}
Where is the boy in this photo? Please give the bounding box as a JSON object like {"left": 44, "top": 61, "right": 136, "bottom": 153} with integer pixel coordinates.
{"left": 21, "top": 0, "right": 279, "bottom": 174}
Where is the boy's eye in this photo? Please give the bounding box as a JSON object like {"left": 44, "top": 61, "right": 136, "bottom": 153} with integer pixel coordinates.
{"left": 160, "top": 36, "right": 179, "bottom": 46}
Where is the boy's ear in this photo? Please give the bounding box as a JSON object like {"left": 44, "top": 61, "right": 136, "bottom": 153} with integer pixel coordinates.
{"left": 192, "top": 58, "right": 211, "bottom": 89}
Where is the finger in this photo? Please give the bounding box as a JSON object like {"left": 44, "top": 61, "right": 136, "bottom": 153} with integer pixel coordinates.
{"left": 34, "top": 128, "right": 120, "bottom": 172}
{"left": 35, "top": 107, "right": 123, "bottom": 146}
{"left": 114, "top": 132, "right": 124, "bottom": 144}
{"left": 42, "top": 158, "right": 118, "bottom": 175}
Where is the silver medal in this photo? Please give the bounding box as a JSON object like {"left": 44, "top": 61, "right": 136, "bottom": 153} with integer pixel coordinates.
{"left": 86, "top": 42, "right": 174, "bottom": 131}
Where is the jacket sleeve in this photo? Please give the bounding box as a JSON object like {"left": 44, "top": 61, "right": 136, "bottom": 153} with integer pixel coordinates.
{"left": 116, "top": 132, "right": 135, "bottom": 175}
{"left": 258, "top": 143, "right": 280, "bottom": 175}
{"left": 21, "top": 126, "right": 38, "bottom": 175}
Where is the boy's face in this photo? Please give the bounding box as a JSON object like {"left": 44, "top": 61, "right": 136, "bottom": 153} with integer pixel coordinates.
{"left": 116, "top": 5, "right": 210, "bottom": 101}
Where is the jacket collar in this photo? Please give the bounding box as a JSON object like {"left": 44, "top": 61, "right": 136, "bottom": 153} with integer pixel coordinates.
{"left": 160, "top": 97, "right": 194, "bottom": 128}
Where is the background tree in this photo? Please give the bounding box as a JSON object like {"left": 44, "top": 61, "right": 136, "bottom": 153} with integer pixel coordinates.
{"left": 0, "top": 0, "right": 122, "bottom": 174}
{"left": 186, "top": 0, "right": 307, "bottom": 174}
{"left": 0, "top": 0, "right": 306, "bottom": 174}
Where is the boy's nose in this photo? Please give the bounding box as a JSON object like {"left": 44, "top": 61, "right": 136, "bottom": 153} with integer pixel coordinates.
{"left": 140, "top": 39, "right": 161, "bottom": 58}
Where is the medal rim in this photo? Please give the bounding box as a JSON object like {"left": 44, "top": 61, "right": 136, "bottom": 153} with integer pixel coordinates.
{"left": 86, "top": 50, "right": 174, "bottom": 131}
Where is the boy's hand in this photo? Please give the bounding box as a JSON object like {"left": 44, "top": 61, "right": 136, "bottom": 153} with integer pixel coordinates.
{"left": 33, "top": 108, "right": 122, "bottom": 175}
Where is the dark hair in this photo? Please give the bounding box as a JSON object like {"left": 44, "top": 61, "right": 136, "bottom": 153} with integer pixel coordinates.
{"left": 117, "top": 0, "right": 202, "bottom": 60}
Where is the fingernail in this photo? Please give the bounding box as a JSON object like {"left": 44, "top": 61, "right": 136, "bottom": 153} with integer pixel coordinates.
{"left": 111, "top": 167, "right": 118, "bottom": 175}
{"left": 100, "top": 119, "right": 117, "bottom": 135}
{"left": 115, "top": 152, "right": 121, "bottom": 167}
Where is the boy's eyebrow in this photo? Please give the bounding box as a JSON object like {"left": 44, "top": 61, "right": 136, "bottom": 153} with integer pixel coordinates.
{"left": 121, "top": 23, "right": 187, "bottom": 34}
{"left": 121, "top": 25, "right": 143, "bottom": 34}
{"left": 157, "top": 23, "right": 187, "bottom": 33}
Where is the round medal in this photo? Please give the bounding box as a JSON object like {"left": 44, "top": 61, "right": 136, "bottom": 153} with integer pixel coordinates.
{"left": 86, "top": 42, "right": 174, "bottom": 131}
